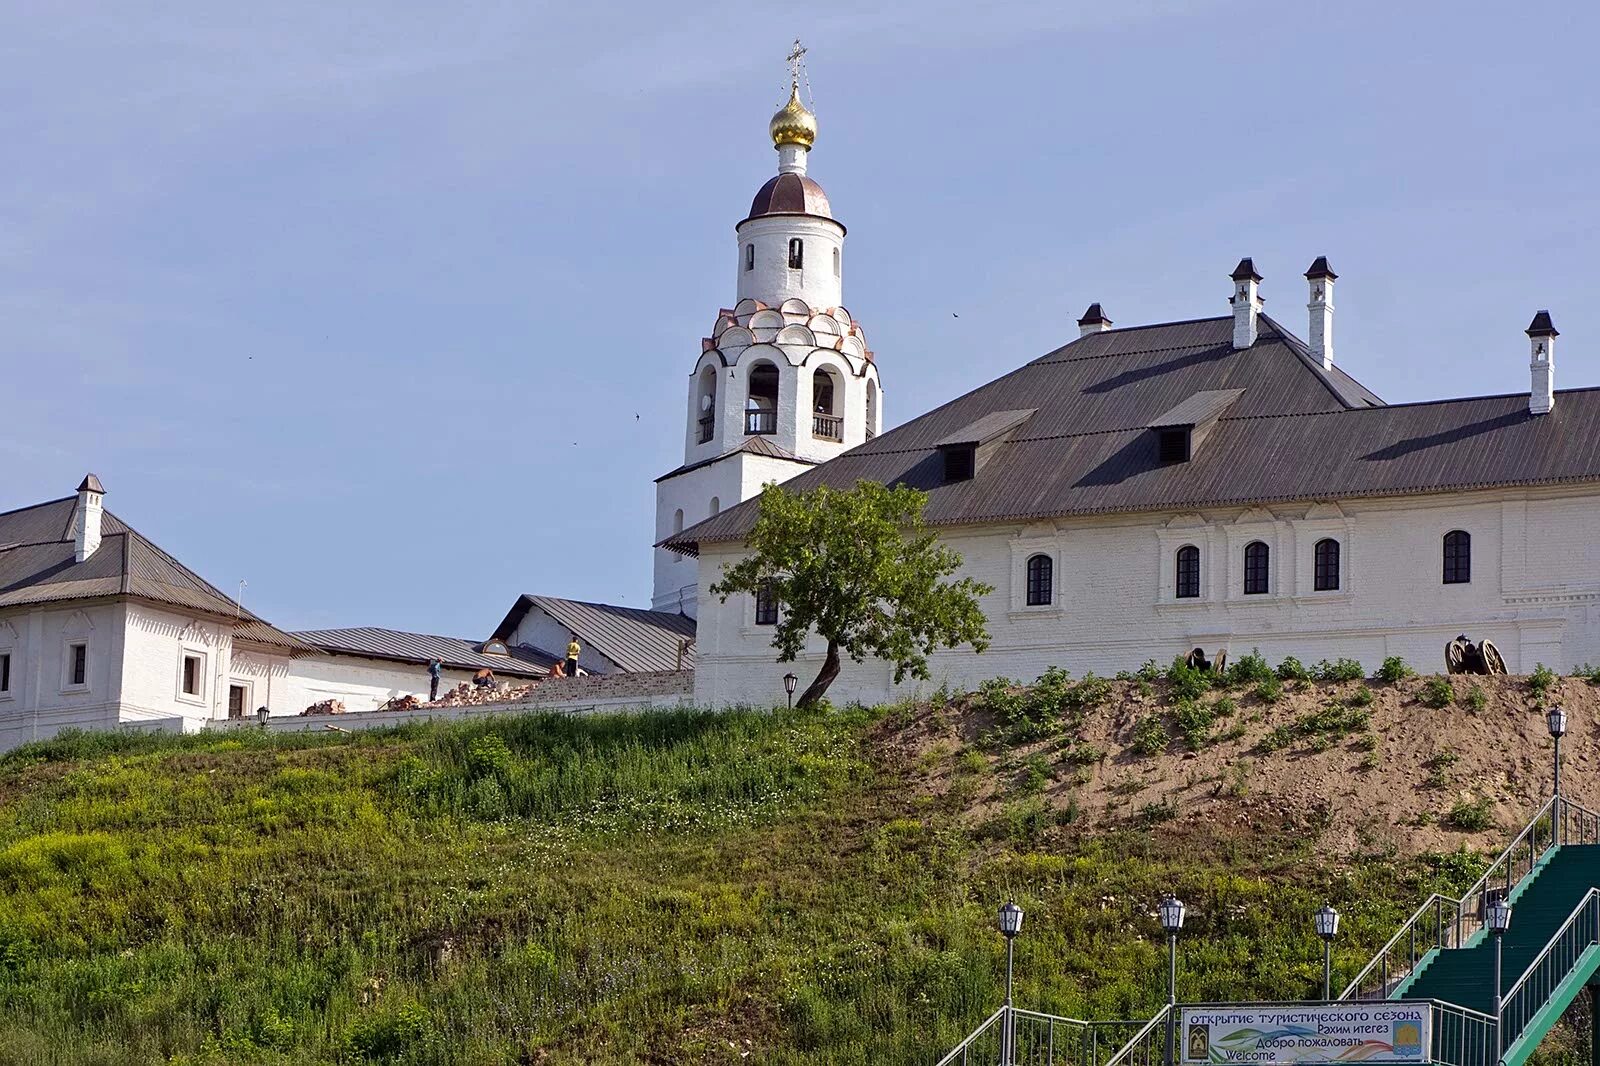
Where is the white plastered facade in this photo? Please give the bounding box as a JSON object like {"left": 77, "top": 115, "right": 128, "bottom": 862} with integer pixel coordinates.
{"left": 690, "top": 485, "right": 1600, "bottom": 708}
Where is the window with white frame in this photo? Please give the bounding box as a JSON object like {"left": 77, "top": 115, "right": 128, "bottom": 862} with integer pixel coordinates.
{"left": 65, "top": 641, "right": 88, "bottom": 688}
{"left": 181, "top": 652, "right": 204, "bottom": 698}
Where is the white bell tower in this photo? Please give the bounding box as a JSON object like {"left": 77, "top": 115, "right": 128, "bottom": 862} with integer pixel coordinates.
{"left": 652, "top": 44, "right": 884, "bottom": 617}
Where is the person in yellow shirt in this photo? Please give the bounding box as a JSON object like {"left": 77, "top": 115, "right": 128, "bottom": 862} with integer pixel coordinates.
{"left": 565, "top": 636, "right": 581, "bottom": 679}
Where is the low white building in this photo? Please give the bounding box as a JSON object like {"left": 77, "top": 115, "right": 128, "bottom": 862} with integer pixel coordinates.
{"left": 669, "top": 263, "right": 1600, "bottom": 707}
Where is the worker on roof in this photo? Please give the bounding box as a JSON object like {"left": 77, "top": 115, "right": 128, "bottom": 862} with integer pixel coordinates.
{"left": 472, "top": 667, "right": 495, "bottom": 689}
{"left": 427, "top": 658, "right": 442, "bottom": 702}
{"left": 565, "top": 636, "right": 581, "bottom": 680}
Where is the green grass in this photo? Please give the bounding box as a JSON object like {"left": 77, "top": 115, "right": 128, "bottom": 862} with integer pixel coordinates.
{"left": 0, "top": 708, "right": 1491, "bottom": 1064}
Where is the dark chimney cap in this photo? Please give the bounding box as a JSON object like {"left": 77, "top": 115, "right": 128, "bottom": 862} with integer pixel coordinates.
{"left": 1077, "top": 302, "right": 1111, "bottom": 327}
{"left": 77, "top": 473, "right": 105, "bottom": 494}
{"left": 1230, "top": 257, "right": 1262, "bottom": 282}
{"left": 1304, "top": 256, "right": 1338, "bottom": 281}
{"left": 1526, "top": 310, "right": 1559, "bottom": 338}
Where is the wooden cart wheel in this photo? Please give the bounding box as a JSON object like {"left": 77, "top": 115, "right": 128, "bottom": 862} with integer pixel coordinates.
{"left": 1445, "top": 639, "right": 1467, "bottom": 675}
{"left": 1481, "top": 640, "right": 1507, "bottom": 675}
{"left": 1212, "top": 649, "right": 1228, "bottom": 676}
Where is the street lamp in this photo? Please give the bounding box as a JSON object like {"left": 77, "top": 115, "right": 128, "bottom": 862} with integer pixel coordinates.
{"left": 1487, "top": 893, "right": 1512, "bottom": 1060}
{"left": 1160, "top": 896, "right": 1186, "bottom": 1066}
{"left": 1315, "top": 904, "right": 1340, "bottom": 1000}
{"left": 783, "top": 672, "right": 798, "bottom": 709}
{"left": 998, "top": 901, "right": 1024, "bottom": 1066}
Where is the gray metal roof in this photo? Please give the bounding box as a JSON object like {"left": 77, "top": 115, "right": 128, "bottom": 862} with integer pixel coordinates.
{"left": 0, "top": 495, "right": 314, "bottom": 653}
{"left": 291, "top": 627, "right": 555, "bottom": 677}
{"left": 492, "top": 595, "right": 696, "bottom": 674}
{"left": 1148, "top": 389, "right": 1245, "bottom": 428}
{"left": 656, "top": 435, "right": 810, "bottom": 483}
{"left": 665, "top": 314, "right": 1600, "bottom": 552}
{"left": 933, "top": 409, "right": 1036, "bottom": 448}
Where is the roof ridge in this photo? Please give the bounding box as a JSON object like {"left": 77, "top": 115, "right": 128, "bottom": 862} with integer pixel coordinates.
{"left": 292, "top": 625, "right": 495, "bottom": 644}
{"left": 0, "top": 496, "right": 75, "bottom": 526}
{"left": 1257, "top": 312, "right": 1377, "bottom": 410}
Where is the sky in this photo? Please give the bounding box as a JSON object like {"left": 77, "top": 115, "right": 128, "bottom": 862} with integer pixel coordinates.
{"left": 3, "top": 1, "right": 1597, "bottom": 638}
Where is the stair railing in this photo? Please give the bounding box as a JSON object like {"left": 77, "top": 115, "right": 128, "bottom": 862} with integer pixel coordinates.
{"left": 1340, "top": 795, "right": 1581, "bottom": 1001}
{"left": 1498, "top": 888, "right": 1600, "bottom": 1061}
{"left": 934, "top": 1006, "right": 1157, "bottom": 1066}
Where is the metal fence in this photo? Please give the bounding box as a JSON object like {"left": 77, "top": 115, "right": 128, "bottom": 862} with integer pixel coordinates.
{"left": 1500, "top": 888, "right": 1600, "bottom": 1060}
{"left": 933, "top": 1008, "right": 1160, "bottom": 1066}
{"left": 1341, "top": 796, "right": 1599, "bottom": 1001}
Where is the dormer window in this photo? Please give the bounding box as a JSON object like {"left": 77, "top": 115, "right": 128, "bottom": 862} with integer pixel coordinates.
{"left": 1157, "top": 429, "right": 1190, "bottom": 463}
{"left": 482, "top": 640, "right": 509, "bottom": 655}
{"left": 787, "top": 239, "right": 803, "bottom": 270}
{"left": 943, "top": 445, "right": 975, "bottom": 482}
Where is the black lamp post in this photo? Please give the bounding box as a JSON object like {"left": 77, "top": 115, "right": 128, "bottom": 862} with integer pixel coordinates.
{"left": 1487, "top": 894, "right": 1512, "bottom": 1062}
{"left": 1548, "top": 705, "right": 1567, "bottom": 838}
{"left": 1160, "top": 895, "right": 1186, "bottom": 1066}
{"left": 1315, "top": 904, "right": 1340, "bottom": 1000}
{"left": 783, "top": 672, "right": 798, "bottom": 709}
{"left": 998, "top": 900, "right": 1025, "bottom": 1066}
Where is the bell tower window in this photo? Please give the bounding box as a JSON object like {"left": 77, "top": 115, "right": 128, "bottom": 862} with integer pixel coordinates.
{"left": 744, "top": 244, "right": 754, "bottom": 272}
{"left": 745, "top": 362, "right": 779, "bottom": 435}
{"left": 832, "top": 247, "right": 840, "bottom": 276}
{"left": 787, "top": 239, "right": 803, "bottom": 270}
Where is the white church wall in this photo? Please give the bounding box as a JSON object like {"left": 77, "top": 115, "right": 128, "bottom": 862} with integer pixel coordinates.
{"left": 276, "top": 654, "right": 488, "bottom": 716}
{"left": 0, "top": 602, "right": 128, "bottom": 746}
{"left": 691, "top": 485, "right": 1600, "bottom": 708}
{"left": 735, "top": 215, "right": 845, "bottom": 312}
{"left": 120, "top": 605, "right": 235, "bottom": 725}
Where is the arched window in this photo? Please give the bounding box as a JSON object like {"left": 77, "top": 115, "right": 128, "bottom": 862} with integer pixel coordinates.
{"left": 708, "top": 497, "right": 720, "bottom": 518}
{"left": 1025, "top": 554, "right": 1053, "bottom": 606}
{"left": 1313, "top": 538, "right": 1340, "bottom": 591}
{"left": 1443, "top": 530, "right": 1471, "bottom": 584}
{"left": 788, "top": 238, "right": 803, "bottom": 270}
{"left": 696, "top": 366, "right": 717, "bottom": 443}
{"left": 811, "top": 368, "right": 842, "bottom": 441}
{"left": 1175, "top": 545, "right": 1200, "bottom": 599}
{"left": 744, "top": 244, "right": 754, "bottom": 272}
{"left": 832, "top": 247, "right": 840, "bottom": 277}
{"left": 672, "top": 508, "right": 684, "bottom": 535}
{"left": 1243, "top": 541, "right": 1269, "bottom": 595}
{"left": 745, "top": 362, "right": 779, "bottom": 434}
{"left": 754, "top": 580, "right": 778, "bottom": 626}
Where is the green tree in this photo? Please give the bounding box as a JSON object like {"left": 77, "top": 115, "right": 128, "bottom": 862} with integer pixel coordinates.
{"left": 709, "top": 481, "right": 993, "bottom": 707}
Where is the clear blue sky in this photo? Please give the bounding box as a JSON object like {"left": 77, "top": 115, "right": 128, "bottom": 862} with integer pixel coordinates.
{"left": 3, "top": 2, "right": 1596, "bottom": 638}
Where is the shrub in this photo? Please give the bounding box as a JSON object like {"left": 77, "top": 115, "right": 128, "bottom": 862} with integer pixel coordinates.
{"left": 1276, "top": 656, "right": 1311, "bottom": 681}
{"left": 1130, "top": 716, "right": 1170, "bottom": 756}
{"left": 1258, "top": 726, "right": 1294, "bottom": 754}
{"left": 1298, "top": 704, "right": 1370, "bottom": 738}
{"left": 1254, "top": 675, "right": 1283, "bottom": 704}
{"left": 1419, "top": 678, "right": 1454, "bottom": 709}
{"left": 1312, "top": 658, "right": 1365, "bottom": 683}
{"left": 1529, "top": 663, "right": 1558, "bottom": 699}
{"left": 1573, "top": 663, "right": 1600, "bottom": 685}
{"left": 1424, "top": 750, "right": 1460, "bottom": 790}
{"left": 1061, "top": 742, "right": 1105, "bottom": 766}
{"left": 1224, "top": 650, "right": 1275, "bottom": 688}
{"left": 1165, "top": 656, "right": 1212, "bottom": 702}
{"left": 466, "top": 733, "right": 513, "bottom": 783}
{"left": 1346, "top": 685, "right": 1374, "bottom": 708}
{"left": 1211, "top": 696, "right": 1237, "bottom": 717}
{"left": 1447, "top": 795, "right": 1495, "bottom": 832}
{"left": 1138, "top": 800, "right": 1178, "bottom": 826}
{"left": 1462, "top": 686, "right": 1488, "bottom": 714}
{"left": 343, "top": 1002, "right": 434, "bottom": 1061}
{"left": 1173, "top": 701, "right": 1216, "bottom": 750}
{"left": 1135, "top": 659, "right": 1163, "bottom": 683}
{"left": 1377, "top": 656, "right": 1415, "bottom": 684}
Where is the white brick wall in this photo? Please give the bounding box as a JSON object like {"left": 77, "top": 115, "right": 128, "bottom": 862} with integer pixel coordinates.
{"left": 692, "top": 485, "right": 1600, "bottom": 707}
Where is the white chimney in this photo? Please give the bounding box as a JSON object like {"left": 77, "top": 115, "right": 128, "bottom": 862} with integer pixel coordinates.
{"left": 1077, "top": 303, "right": 1112, "bottom": 338}
{"left": 1230, "top": 258, "right": 1262, "bottom": 349}
{"left": 73, "top": 473, "right": 105, "bottom": 562}
{"left": 1305, "top": 256, "right": 1336, "bottom": 371}
{"left": 1527, "top": 310, "right": 1557, "bottom": 416}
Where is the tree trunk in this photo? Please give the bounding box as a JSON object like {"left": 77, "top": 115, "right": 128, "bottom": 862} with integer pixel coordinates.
{"left": 796, "top": 641, "right": 840, "bottom": 708}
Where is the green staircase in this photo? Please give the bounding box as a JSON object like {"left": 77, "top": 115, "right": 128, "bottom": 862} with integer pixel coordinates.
{"left": 1343, "top": 797, "right": 1600, "bottom": 1066}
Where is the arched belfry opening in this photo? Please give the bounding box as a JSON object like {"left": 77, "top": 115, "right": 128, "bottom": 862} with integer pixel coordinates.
{"left": 812, "top": 368, "right": 843, "bottom": 442}
{"left": 746, "top": 362, "right": 780, "bottom": 435}
{"left": 696, "top": 367, "right": 718, "bottom": 443}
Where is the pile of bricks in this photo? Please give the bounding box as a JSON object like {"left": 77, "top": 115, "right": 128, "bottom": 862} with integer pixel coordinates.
{"left": 378, "top": 694, "right": 423, "bottom": 712}
{"left": 426, "top": 681, "right": 539, "bottom": 708}
{"left": 301, "top": 699, "right": 346, "bottom": 716}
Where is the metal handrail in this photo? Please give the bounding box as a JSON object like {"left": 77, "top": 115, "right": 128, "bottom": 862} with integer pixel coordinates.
{"left": 1100, "top": 1004, "right": 1169, "bottom": 1066}
{"left": 1340, "top": 795, "right": 1585, "bottom": 1000}
{"left": 932, "top": 1006, "right": 1006, "bottom": 1066}
{"left": 1500, "top": 888, "right": 1600, "bottom": 1049}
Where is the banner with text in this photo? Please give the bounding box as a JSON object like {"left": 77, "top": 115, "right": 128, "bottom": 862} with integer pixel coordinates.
{"left": 1179, "top": 1004, "right": 1431, "bottom": 1065}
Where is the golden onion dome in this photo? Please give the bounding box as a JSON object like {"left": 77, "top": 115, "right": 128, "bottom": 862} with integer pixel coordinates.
{"left": 769, "top": 82, "right": 817, "bottom": 150}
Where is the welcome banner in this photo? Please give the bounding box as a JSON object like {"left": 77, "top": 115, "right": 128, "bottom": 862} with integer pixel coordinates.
{"left": 1179, "top": 1004, "right": 1431, "bottom": 1065}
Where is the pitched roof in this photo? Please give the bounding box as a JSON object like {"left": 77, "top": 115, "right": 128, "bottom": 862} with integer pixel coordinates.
{"left": 655, "top": 435, "right": 811, "bottom": 483}
{"left": 492, "top": 595, "right": 696, "bottom": 674}
{"left": 665, "top": 314, "right": 1600, "bottom": 552}
{"left": 0, "top": 496, "right": 314, "bottom": 652}
{"left": 291, "top": 627, "right": 555, "bottom": 677}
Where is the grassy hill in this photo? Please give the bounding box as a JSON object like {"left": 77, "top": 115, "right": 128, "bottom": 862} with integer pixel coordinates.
{"left": 0, "top": 661, "right": 1593, "bottom": 1064}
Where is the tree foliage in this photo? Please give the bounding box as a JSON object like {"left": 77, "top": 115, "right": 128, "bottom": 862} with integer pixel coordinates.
{"left": 709, "top": 480, "right": 992, "bottom": 706}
